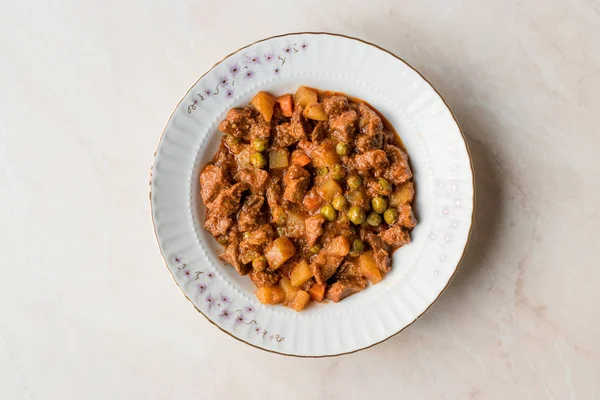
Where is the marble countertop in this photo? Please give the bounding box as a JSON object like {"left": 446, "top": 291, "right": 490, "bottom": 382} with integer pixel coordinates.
{"left": 1, "top": 0, "right": 599, "bottom": 399}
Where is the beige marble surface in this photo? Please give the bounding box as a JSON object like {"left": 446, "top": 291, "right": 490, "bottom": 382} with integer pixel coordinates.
{"left": 1, "top": 0, "right": 599, "bottom": 399}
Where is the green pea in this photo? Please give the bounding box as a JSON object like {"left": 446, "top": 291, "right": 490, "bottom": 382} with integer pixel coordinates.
{"left": 320, "top": 204, "right": 338, "bottom": 222}
{"left": 317, "top": 167, "right": 329, "bottom": 176}
{"left": 331, "top": 164, "right": 345, "bottom": 180}
{"left": 336, "top": 142, "right": 351, "bottom": 156}
{"left": 332, "top": 194, "right": 348, "bottom": 211}
{"left": 347, "top": 206, "right": 366, "bottom": 225}
{"left": 252, "top": 256, "right": 267, "bottom": 271}
{"left": 217, "top": 236, "right": 229, "bottom": 246}
{"left": 309, "top": 244, "right": 322, "bottom": 254}
{"left": 383, "top": 208, "right": 399, "bottom": 225}
{"left": 251, "top": 152, "right": 267, "bottom": 169}
{"left": 252, "top": 138, "right": 269, "bottom": 152}
{"left": 367, "top": 212, "right": 382, "bottom": 227}
{"left": 224, "top": 135, "right": 240, "bottom": 147}
{"left": 276, "top": 226, "right": 285, "bottom": 236}
{"left": 347, "top": 175, "right": 362, "bottom": 190}
{"left": 378, "top": 178, "right": 392, "bottom": 193}
{"left": 243, "top": 231, "right": 251, "bottom": 239}
{"left": 371, "top": 197, "right": 388, "bottom": 214}
{"left": 349, "top": 239, "right": 364, "bottom": 257}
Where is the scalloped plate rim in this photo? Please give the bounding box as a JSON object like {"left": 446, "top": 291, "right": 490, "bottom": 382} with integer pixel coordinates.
{"left": 149, "top": 32, "right": 475, "bottom": 357}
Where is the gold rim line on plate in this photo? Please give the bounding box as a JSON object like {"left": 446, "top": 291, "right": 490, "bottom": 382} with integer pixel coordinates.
{"left": 149, "top": 32, "right": 476, "bottom": 358}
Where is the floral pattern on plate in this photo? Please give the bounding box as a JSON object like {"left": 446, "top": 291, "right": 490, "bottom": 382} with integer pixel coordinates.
{"left": 187, "top": 42, "right": 308, "bottom": 114}
{"left": 175, "top": 258, "right": 285, "bottom": 343}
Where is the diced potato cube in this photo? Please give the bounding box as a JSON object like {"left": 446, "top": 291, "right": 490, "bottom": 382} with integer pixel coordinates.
{"left": 264, "top": 237, "right": 296, "bottom": 269}
{"left": 286, "top": 211, "right": 306, "bottom": 238}
{"left": 276, "top": 94, "right": 294, "bottom": 117}
{"left": 317, "top": 179, "right": 343, "bottom": 203}
{"left": 358, "top": 251, "right": 382, "bottom": 284}
{"left": 289, "top": 290, "right": 311, "bottom": 311}
{"left": 310, "top": 142, "right": 339, "bottom": 168}
{"left": 308, "top": 283, "right": 326, "bottom": 302}
{"left": 234, "top": 145, "right": 252, "bottom": 169}
{"left": 290, "top": 259, "right": 313, "bottom": 287}
{"left": 326, "top": 236, "right": 351, "bottom": 257}
{"left": 303, "top": 102, "right": 327, "bottom": 121}
{"left": 280, "top": 277, "right": 300, "bottom": 304}
{"left": 389, "top": 181, "right": 415, "bottom": 207}
{"left": 251, "top": 91, "right": 277, "bottom": 122}
{"left": 269, "top": 148, "right": 290, "bottom": 169}
{"left": 271, "top": 205, "right": 287, "bottom": 225}
{"left": 293, "top": 86, "right": 318, "bottom": 108}
{"left": 256, "top": 286, "right": 285, "bottom": 305}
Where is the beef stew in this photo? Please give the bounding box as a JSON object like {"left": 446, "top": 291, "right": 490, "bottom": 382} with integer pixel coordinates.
{"left": 199, "top": 86, "right": 416, "bottom": 311}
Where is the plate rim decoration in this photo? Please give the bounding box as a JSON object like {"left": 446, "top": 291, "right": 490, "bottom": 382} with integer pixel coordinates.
{"left": 150, "top": 32, "right": 475, "bottom": 358}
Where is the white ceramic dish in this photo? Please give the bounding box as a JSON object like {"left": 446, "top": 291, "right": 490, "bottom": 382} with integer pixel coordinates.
{"left": 150, "top": 32, "right": 474, "bottom": 357}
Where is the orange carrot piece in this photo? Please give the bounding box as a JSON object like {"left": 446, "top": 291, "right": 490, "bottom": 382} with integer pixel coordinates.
{"left": 309, "top": 283, "right": 327, "bottom": 302}
{"left": 302, "top": 189, "right": 323, "bottom": 212}
{"left": 276, "top": 94, "right": 294, "bottom": 117}
{"left": 291, "top": 149, "right": 311, "bottom": 167}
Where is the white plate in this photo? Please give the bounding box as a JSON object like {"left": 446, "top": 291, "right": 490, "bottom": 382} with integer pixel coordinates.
{"left": 150, "top": 32, "right": 474, "bottom": 357}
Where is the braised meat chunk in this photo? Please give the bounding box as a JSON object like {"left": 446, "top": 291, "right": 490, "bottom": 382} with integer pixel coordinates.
{"left": 322, "top": 95, "right": 349, "bottom": 117}
{"left": 397, "top": 203, "right": 417, "bottom": 228}
{"left": 237, "top": 194, "right": 265, "bottom": 232}
{"left": 379, "top": 224, "right": 411, "bottom": 249}
{"left": 204, "top": 212, "right": 233, "bottom": 237}
{"left": 361, "top": 230, "right": 392, "bottom": 273}
{"left": 207, "top": 182, "right": 246, "bottom": 216}
{"left": 356, "top": 103, "right": 385, "bottom": 153}
{"left": 326, "top": 277, "right": 367, "bottom": 303}
{"left": 199, "top": 86, "right": 417, "bottom": 311}
{"left": 235, "top": 167, "right": 269, "bottom": 194}
{"left": 304, "top": 215, "right": 326, "bottom": 247}
{"left": 352, "top": 149, "right": 388, "bottom": 176}
{"left": 273, "top": 123, "right": 296, "bottom": 147}
{"left": 250, "top": 114, "right": 271, "bottom": 140}
{"left": 199, "top": 163, "right": 229, "bottom": 204}
{"left": 330, "top": 110, "right": 358, "bottom": 143}
{"left": 219, "top": 228, "right": 250, "bottom": 275}
{"left": 283, "top": 164, "right": 310, "bottom": 204}
{"left": 290, "top": 105, "right": 310, "bottom": 140}
{"left": 310, "top": 236, "right": 351, "bottom": 284}
{"left": 218, "top": 108, "right": 254, "bottom": 139}
{"left": 384, "top": 144, "right": 412, "bottom": 185}
{"left": 250, "top": 270, "right": 280, "bottom": 287}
